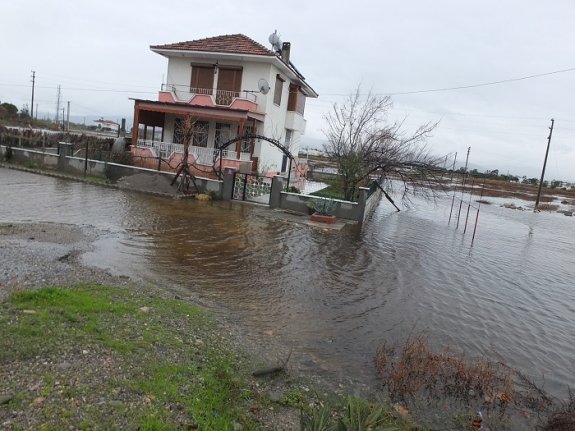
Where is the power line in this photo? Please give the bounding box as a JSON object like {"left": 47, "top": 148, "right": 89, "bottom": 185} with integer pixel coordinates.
{"left": 321, "top": 66, "right": 575, "bottom": 96}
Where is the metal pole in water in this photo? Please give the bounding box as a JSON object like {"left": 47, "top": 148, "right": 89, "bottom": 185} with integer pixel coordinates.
{"left": 448, "top": 152, "right": 458, "bottom": 225}
{"left": 471, "top": 179, "right": 486, "bottom": 244}
{"left": 455, "top": 147, "right": 471, "bottom": 229}
{"left": 463, "top": 176, "right": 476, "bottom": 234}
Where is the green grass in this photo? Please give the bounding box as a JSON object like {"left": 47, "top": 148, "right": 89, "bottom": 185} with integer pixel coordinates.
{"left": 0, "top": 284, "right": 417, "bottom": 430}
{"left": 0, "top": 284, "right": 257, "bottom": 430}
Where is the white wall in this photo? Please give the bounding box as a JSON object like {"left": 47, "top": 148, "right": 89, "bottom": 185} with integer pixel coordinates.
{"left": 166, "top": 57, "right": 193, "bottom": 101}
{"left": 163, "top": 53, "right": 311, "bottom": 171}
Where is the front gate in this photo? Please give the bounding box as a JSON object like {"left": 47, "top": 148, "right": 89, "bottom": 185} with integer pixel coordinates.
{"left": 232, "top": 172, "right": 272, "bottom": 204}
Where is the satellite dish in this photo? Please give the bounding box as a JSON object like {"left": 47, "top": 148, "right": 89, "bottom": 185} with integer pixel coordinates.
{"left": 258, "top": 78, "right": 270, "bottom": 95}
{"left": 268, "top": 30, "right": 282, "bottom": 52}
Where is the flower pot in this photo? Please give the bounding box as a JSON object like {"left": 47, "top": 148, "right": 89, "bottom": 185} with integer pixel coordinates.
{"left": 310, "top": 214, "right": 336, "bottom": 224}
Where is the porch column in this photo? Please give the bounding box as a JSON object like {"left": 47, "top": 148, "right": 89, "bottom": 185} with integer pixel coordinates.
{"left": 132, "top": 106, "right": 140, "bottom": 143}
{"left": 250, "top": 118, "right": 256, "bottom": 154}
{"left": 143, "top": 125, "right": 147, "bottom": 140}
{"left": 236, "top": 120, "right": 244, "bottom": 159}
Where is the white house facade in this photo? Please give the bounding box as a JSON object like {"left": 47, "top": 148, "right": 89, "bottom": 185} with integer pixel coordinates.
{"left": 131, "top": 34, "right": 318, "bottom": 176}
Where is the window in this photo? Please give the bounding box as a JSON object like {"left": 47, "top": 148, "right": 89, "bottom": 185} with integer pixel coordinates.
{"left": 274, "top": 74, "right": 285, "bottom": 106}
{"left": 173, "top": 118, "right": 184, "bottom": 144}
{"left": 287, "top": 84, "right": 306, "bottom": 114}
{"left": 241, "top": 126, "right": 254, "bottom": 153}
{"left": 216, "top": 67, "right": 243, "bottom": 105}
{"left": 215, "top": 123, "right": 231, "bottom": 148}
{"left": 192, "top": 121, "right": 209, "bottom": 148}
{"left": 190, "top": 64, "right": 214, "bottom": 94}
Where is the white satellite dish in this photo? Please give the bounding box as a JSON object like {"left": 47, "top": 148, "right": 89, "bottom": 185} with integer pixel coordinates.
{"left": 268, "top": 30, "right": 282, "bottom": 52}
{"left": 258, "top": 78, "right": 270, "bottom": 95}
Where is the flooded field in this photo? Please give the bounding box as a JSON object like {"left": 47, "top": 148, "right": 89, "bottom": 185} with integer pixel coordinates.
{"left": 1, "top": 168, "right": 574, "bottom": 399}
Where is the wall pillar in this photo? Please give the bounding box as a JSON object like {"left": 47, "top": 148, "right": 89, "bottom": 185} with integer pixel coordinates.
{"left": 222, "top": 167, "right": 236, "bottom": 201}
{"left": 269, "top": 175, "right": 284, "bottom": 209}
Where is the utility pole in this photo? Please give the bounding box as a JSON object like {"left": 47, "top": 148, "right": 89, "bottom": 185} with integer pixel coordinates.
{"left": 62, "top": 108, "right": 65, "bottom": 130}
{"left": 535, "top": 119, "right": 555, "bottom": 207}
{"left": 55, "top": 85, "right": 62, "bottom": 125}
{"left": 30, "top": 71, "right": 36, "bottom": 122}
{"left": 66, "top": 101, "right": 71, "bottom": 131}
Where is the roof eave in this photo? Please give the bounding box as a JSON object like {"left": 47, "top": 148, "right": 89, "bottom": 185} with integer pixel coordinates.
{"left": 150, "top": 47, "right": 318, "bottom": 99}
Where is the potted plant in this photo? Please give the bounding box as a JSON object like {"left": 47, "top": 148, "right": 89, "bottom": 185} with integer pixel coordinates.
{"left": 306, "top": 199, "right": 316, "bottom": 215}
{"left": 309, "top": 198, "right": 337, "bottom": 224}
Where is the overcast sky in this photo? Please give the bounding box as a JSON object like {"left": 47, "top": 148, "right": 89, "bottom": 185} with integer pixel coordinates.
{"left": 2, "top": 0, "right": 574, "bottom": 180}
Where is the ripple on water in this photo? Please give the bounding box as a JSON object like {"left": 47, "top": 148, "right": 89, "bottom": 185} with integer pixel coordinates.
{"left": 2, "top": 168, "right": 575, "bottom": 394}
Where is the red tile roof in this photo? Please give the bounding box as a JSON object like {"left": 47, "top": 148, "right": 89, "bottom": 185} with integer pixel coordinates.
{"left": 150, "top": 34, "right": 275, "bottom": 56}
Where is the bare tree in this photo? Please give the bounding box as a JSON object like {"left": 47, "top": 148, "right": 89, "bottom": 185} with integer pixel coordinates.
{"left": 323, "top": 86, "right": 443, "bottom": 204}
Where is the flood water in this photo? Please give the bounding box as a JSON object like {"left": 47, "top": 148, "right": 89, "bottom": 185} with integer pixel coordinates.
{"left": 1, "top": 168, "right": 574, "bottom": 397}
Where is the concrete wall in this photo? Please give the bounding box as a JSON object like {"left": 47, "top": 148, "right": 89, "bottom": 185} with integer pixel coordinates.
{"left": 0, "top": 144, "right": 224, "bottom": 198}
{"left": 269, "top": 175, "right": 380, "bottom": 223}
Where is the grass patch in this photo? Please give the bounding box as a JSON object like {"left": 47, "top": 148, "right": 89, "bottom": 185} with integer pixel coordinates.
{"left": 0, "top": 284, "right": 415, "bottom": 430}
{"left": 0, "top": 284, "right": 256, "bottom": 430}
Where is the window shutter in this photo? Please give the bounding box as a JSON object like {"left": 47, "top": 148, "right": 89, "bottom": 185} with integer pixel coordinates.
{"left": 274, "top": 75, "right": 285, "bottom": 106}
{"left": 191, "top": 66, "right": 214, "bottom": 92}
{"left": 216, "top": 68, "right": 243, "bottom": 104}
{"left": 287, "top": 84, "right": 298, "bottom": 111}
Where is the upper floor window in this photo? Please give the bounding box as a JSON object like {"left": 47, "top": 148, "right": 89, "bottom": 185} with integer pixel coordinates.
{"left": 287, "top": 84, "right": 306, "bottom": 115}
{"left": 216, "top": 67, "right": 243, "bottom": 105}
{"left": 190, "top": 63, "right": 215, "bottom": 94}
{"left": 274, "top": 74, "right": 285, "bottom": 106}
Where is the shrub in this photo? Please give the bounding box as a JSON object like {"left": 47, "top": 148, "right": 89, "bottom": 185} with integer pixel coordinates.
{"left": 308, "top": 198, "right": 337, "bottom": 216}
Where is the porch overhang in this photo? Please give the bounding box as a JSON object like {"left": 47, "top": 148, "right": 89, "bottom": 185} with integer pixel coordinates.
{"left": 131, "top": 99, "right": 265, "bottom": 142}
{"left": 132, "top": 99, "right": 265, "bottom": 122}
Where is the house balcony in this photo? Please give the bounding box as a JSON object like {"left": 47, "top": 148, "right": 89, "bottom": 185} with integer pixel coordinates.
{"left": 285, "top": 111, "right": 307, "bottom": 134}
{"left": 159, "top": 84, "right": 259, "bottom": 112}
{"left": 137, "top": 139, "right": 252, "bottom": 166}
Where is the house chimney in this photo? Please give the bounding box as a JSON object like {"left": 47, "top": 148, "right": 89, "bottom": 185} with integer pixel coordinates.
{"left": 281, "top": 42, "right": 291, "bottom": 64}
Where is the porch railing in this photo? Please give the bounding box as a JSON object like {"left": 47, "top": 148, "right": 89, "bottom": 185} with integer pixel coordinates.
{"left": 137, "top": 139, "right": 251, "bottom": 165}
{"left": 160, "top": 84, "right": 257, "bottom": 105}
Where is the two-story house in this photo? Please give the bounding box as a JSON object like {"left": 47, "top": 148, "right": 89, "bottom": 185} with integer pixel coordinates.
{"left": 131, "top": 33, "right": 318, "bottom": 177}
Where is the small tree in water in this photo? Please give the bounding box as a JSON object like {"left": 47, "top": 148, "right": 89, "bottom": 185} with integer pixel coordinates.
{"left": 322, "top": 86, "right": 444, "bottom": 204}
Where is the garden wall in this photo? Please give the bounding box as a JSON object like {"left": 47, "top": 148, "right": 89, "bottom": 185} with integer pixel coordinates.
{"left": 0, "top": 144, "right": 224, "bottom": 198}
{"left": 269, "top": 175, "right": 381, "bottom": 223}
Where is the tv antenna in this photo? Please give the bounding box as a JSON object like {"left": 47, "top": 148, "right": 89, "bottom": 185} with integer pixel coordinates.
{"left": 258, "top": 78, "right": 270, "bottom": 94}
{"left": 269, "top": 30, "right": 282, "bottom": 53}
{"left": 244, "top": 78, "right": 270, "bottom": 95}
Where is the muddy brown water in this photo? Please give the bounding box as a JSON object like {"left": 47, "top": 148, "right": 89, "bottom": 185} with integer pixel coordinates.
{"left": 1, "top": 168, "right": 575, "bottom": 400}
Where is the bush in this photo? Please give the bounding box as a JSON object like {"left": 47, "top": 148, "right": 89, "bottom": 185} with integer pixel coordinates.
{"left": 308, "top": 198, "right": 337, "bottom": 216}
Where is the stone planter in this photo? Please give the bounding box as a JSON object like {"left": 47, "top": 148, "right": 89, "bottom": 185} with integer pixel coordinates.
{"left": 310, "top": 214, "right": 336, "bottom": 224}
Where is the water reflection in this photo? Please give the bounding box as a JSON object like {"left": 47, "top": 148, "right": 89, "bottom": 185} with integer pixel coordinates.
{"left": 1, "top": 168, "right": 574, "bottom": 394}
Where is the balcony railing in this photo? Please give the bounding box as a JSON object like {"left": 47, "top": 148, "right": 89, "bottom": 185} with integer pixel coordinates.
{"left": 137, "top": 139, "right": 251, "bottom": 166}
{"left": 160, "top": 84, "right": 257, "bottom": 105}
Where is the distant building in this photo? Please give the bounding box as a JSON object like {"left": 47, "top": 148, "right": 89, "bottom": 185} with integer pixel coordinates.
{"left": 94, "top": 118, "right": 119, "bottom": 131}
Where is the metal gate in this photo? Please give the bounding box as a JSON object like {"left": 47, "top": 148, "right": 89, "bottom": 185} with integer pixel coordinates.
{"left": 232, "top": 172, "right": 272, "bottom": 204}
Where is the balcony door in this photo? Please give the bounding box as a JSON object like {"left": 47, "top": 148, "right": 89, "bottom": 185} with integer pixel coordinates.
{"left": 191, "top": 64, "right": 214, "bottom": 95}
{"left": 216, "top": 67, "right": 242, "bottom": 105}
